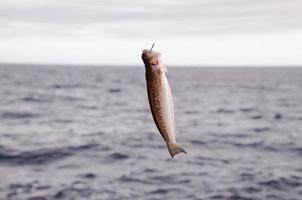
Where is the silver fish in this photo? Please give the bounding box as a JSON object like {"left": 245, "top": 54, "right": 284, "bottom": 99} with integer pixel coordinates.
{"left": 141, "top": 48, "right": 186, "bottom": 158}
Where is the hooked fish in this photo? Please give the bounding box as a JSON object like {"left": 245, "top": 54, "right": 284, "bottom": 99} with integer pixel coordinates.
{"left": 141, "top": 45, "right": 187, "bottom": 158}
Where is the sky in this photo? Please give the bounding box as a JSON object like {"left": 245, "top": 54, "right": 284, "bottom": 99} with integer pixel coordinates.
{"left": 0, "top": 0, "right": 302, "bottom": 66}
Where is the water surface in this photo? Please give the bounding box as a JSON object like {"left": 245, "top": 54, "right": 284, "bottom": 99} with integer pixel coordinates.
{"left": 0, "top": 65, "right": 302, "bottom": 200}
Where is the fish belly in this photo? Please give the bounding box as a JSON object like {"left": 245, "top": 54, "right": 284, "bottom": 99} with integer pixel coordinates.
{"left": 147, "top": 72, "right": 175, "bottom": 143}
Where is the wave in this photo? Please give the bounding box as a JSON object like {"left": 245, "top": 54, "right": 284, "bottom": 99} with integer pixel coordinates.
{"left": 190, "top": 140, "right": 207, "bottom": 145}
{"left": 0, "top": 144, "right": 100, "bottom": 165}
{"left": 107, "top": 152, "right": 129, "bottom": 160}
{"left": 118, "top": 175, "right": 151, "bottom": 184}
{"left": 250, "top": 115, "right": 263, "bottom": 119}
{"left": 149, "top": 188, "right": 181, "bottom": 194}
{"left": 20, "top": 96, "right": 50, "bottom": 103}
{"left": 214, "top": 108, "right": 236, "bottom": 114}
{"left": 53, "top": 181, "right": 93, "bottom": 199}
{"left": 108, "top": 88, "right": 121, "bottom": 93}
{"left": 149, "top": 175, "right": 191, "bottom": 185}
{"left": 80, "top": 173, "right": 97, "bottom": 179}
{"left": 51, "top": 84, "right": 81, "bottom": 89}
{"left": 253, "top": 127, "right": 271, "bottom": 133}
{"left": 240, "top": 108, "right": 257, "bottom": 113}
{"left": 259, "top": 176, "right": 302, "bottom": 190}
{"left": 1, "top": 111, "right": 40, "bottom": 119}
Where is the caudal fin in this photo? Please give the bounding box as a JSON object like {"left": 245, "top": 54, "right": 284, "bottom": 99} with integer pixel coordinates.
{"left": 167, "top": 142, "right": 187, "bottom": 158}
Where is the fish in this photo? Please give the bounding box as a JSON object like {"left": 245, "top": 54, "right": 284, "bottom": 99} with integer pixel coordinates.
{"left": 141, "top": 46, "right": 187, "bottom": 158}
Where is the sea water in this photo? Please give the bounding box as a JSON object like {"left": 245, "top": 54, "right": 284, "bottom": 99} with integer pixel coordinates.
{"left": 0, "top": 64, "right": 301, "bottom": 200}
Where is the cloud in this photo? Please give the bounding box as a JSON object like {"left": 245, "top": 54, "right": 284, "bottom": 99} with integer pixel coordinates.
{"left": 0, "top": 0, "right": 302, "bottom": 38}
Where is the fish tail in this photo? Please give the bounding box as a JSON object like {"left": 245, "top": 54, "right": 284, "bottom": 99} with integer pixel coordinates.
{"left": 167, "top": 141, "right": 187, "bottom": 158}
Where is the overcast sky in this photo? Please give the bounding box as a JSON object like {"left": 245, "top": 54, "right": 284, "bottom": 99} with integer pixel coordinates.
{"left": 0, "top": 0, "right": 302, "bottom": 66}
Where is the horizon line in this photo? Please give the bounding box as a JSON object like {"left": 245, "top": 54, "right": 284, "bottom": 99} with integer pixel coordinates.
{"left": 0, "top": 62, "right": 302, "bottom": 68}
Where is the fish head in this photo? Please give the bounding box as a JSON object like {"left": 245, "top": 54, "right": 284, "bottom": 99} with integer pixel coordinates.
{"left": 141, "top": 50, "right": 162, "bottom": 71}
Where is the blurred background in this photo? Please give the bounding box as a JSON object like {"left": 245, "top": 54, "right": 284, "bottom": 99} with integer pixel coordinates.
{"left": 0, "top": 0, "right": 302, "bottom": 66}
{"left": 0, "top": 1, "right": 302, "bottom": 200}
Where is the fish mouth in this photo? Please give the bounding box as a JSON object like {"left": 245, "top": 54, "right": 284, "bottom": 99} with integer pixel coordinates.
{"left": 142, "top": 50, "right": 161, "bottom": 69}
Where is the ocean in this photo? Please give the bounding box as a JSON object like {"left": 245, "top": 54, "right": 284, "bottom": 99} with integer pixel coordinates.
{"left": 0, "top": 64, "right": 301, "bottom": 200}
